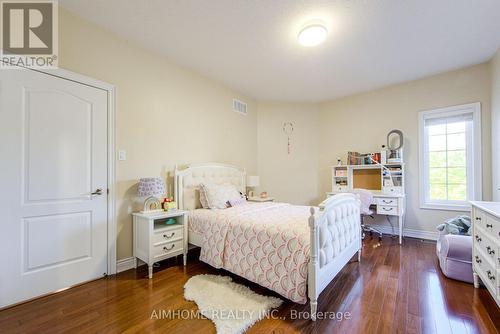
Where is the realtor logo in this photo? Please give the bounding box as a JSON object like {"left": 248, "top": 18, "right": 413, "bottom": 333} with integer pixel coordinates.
{"left": 1, "top": 0, "right": 58, "bottom": 68}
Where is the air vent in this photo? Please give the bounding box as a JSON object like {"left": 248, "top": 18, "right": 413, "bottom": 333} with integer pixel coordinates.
{"left": 232, "top": 99, "right": 247, "bottom": 115}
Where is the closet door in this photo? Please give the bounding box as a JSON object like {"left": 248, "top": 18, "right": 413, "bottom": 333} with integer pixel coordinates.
{"left": 0, "top": 68, "right": 108, "bottom": 308}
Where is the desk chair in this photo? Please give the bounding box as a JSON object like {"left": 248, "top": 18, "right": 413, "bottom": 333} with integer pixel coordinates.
{"left": 353, "top": 188, "right": 383, "bottom": 241}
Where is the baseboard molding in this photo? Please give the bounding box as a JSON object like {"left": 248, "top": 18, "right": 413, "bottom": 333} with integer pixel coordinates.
{"left": 374, "top": 225, "right": 438, "bottom": 241}
{"left": 116, "top": 257, "right": 136, "bottom": 273}
{"left": 403, "top": 228, "right": 438, "bottom": 241}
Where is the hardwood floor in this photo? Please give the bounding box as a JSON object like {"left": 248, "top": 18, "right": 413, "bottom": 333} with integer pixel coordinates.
{"left": 1, "top": 237, "right": 499, "bottom": 334}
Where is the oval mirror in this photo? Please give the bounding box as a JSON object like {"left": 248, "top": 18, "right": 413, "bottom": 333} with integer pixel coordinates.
{"left": 387, "top": 129, "right": 403, "bottom": 150}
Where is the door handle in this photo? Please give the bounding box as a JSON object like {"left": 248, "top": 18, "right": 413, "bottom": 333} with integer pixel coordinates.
{"left": 91, "top": 188, "right": 103, "bottom": 195}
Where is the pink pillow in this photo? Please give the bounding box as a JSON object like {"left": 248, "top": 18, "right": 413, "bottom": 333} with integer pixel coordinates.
{"left": 199, "top": 187, "right": 209, "bottom": 209}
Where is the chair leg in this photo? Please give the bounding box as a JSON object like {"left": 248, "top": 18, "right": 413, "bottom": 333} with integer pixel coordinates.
{"left": 363, "top": 225, "right": 383, "bottom": 240}
{"left": 361, "top": 214, "right": 382, "bottom": 240}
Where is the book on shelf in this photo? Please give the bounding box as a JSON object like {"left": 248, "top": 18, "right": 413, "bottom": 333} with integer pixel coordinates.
{"left": 335, "top": 170, "right": 347, "bottom": 177}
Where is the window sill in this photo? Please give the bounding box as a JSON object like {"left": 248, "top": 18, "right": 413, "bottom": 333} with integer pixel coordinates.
{"left": 420, "top": 203, "right": 471, "bottom": 212}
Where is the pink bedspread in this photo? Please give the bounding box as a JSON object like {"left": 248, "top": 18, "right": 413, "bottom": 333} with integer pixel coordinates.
{"left": 192, "top": 202, "right": 312, "bottom": 303}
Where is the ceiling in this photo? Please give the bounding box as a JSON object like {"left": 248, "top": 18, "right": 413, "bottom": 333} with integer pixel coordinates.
{"left": 60, "top": 0, "right": 500, "bottom": 102}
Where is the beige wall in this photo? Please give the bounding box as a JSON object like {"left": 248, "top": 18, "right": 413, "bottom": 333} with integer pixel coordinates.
{"left": 59, "top": 8, "right": 497, "bottom": 258}
{"left": 257, "top": 103, "right": 320, "bottom": 205}
{"left": 319, "top": 63, "right": 492, "bottom": 234}
{"left": 492, "top": 49, "right": 500, "bottom": 201}
{"left": 59, "top": 9, "right": 258, "bottom": 260}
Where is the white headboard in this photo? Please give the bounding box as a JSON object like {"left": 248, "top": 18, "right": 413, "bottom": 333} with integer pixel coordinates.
{"left": 174, "top": 163, "right": 246, "bottom": 210}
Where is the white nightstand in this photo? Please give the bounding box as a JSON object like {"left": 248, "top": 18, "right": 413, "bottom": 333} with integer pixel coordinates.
{"left": 132, "top": 210, "right": 188, "bottom": 279}
{"left": 248, "top": 197, "right": 274, "bottom": 202}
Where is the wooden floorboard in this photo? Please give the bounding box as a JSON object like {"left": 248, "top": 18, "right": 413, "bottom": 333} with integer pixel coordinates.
{"left": 0, "top": 237, "right": 499, "bottom": 334}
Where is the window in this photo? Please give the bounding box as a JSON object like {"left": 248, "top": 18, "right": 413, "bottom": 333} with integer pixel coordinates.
{"left": 419, "top": 103, "right": 482, "bottom": 211}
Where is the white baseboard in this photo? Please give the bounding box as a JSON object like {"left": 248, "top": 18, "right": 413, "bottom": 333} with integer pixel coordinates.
{"left": 373, "top": 225, "right": 438, "bottom": 241}
{"left": 403, "top": 228, "right": 438, "bottom": 241}
{"left": 116, "top": 257, "right": 136, "bottom": 273}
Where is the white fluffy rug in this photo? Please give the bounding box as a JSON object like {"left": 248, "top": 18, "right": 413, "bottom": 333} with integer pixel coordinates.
{"left": 184, "top": 274, "right": 282, "bottom": 334}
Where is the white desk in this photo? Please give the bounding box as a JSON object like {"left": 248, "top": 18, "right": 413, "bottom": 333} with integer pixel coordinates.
{"left": 327, "top": 191, "right": 406, "bottom": 244}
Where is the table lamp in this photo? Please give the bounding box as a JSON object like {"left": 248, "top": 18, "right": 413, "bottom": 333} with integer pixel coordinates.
{"left": 246, "top": 175, "right": 260, "bottom": 197}
{"left": 138, "top": 177, "right": 165, "bottom": 213}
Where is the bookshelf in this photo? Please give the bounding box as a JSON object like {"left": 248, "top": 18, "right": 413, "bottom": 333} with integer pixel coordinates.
{"left": 332, "top": 163, "right": 405, "bottom": 195}
{"left": 332, "top": 165, "right": 349, "bottom": 192}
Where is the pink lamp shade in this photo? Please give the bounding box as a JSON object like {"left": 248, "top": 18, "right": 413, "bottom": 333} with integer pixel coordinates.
{"left": 138, "top": 177, "right": 165, "bottom": 198}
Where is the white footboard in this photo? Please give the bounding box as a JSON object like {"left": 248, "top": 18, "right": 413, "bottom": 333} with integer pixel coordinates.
{"left": 308, "top": 193, "right": 361, "bottom": 321}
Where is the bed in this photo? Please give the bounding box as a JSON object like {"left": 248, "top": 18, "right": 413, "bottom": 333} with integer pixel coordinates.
{"left": 174, "top": 163, "right": 361, "bottom": 320}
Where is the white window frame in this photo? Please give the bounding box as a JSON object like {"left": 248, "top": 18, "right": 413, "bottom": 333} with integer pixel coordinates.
{"left": 418, "top": 102, "right": 482, "bottom": 211}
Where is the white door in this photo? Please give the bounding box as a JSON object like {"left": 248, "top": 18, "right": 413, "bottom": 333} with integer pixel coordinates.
{"left": 0, "top": 67, "right": 108, "bottom": 308}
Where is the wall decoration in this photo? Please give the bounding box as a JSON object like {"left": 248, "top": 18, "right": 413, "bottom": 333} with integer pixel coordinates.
{"left": 283, "top": 122, "right": 294, "bottom": 155}
{"left": 387, "top": 129, "right": 404, "bottom": 163}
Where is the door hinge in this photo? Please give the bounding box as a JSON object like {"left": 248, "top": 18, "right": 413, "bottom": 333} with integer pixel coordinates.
{"left": 107, "top": 188, "right": 110, "bottom": 195}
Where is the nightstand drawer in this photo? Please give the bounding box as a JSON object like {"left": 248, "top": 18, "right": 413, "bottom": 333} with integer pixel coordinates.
{"left": 376, "top": 198, "right": 398, "bottom": 206}
{"left": 377, "top": 205, "right": 399, "bottom": 216}
{"left": 153, "top": 240, "right": 183, "bottom": 259}
{"left": 153, "top": 226, "right": 183, "bottom": 245}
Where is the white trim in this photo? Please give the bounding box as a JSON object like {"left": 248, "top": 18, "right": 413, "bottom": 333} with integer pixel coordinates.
{"left": 374, "top": 225, "right": 438, "bottom": 241}
{"left": 418, "top": 102, "right": 482, "bottom": 211}
{"left": 32, "top": 66, "right": 118, "bottom": 275}
{"left": 419, "top": 202, "right": 471, "bottom": 212}
{"left": 116, "top": 257, "right": 137, "bottom": 273}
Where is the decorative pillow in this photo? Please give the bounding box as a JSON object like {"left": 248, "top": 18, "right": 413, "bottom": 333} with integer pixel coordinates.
{"left": 436, "top": 215, "right": 471, "bottom": 235}
{"left": 199, "top": 186, "right": 209, "bottom": 209}
{"left": 200, "top": 183, "right": 241, "bottom": 209}
{"left": 228, "top": 197, "right": 247, "bottom": 207}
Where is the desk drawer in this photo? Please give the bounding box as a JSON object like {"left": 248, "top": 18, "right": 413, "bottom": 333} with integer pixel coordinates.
{"left": 377, "top": 205, "right": 399, "bottom": 216}
{"left": 376, "top": 198, "right": 398, "bottom": 206}
{"left": 333, "top": 185, "right": 348, "bottom": 192}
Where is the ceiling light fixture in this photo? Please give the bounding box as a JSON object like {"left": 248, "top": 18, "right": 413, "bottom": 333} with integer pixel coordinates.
{"left": 298, "top": 23, "right": 328, "bottom": 47}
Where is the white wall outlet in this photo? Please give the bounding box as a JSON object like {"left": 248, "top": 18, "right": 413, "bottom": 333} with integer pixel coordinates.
{"left": 118, "top": 150, "right": 126, "bottom": 161}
